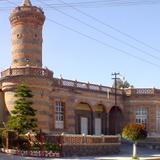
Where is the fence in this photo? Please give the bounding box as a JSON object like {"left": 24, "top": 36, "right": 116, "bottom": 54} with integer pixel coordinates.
{"left": 45, "top": 134, "right": 121, "bottom": 145}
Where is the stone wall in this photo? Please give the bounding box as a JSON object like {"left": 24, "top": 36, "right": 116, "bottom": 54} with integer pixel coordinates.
{"left": 138, "top": 137, "right": 160, "bottom": 150}
{"left": 62, "top": 144, "right": 120, "bottom": 157}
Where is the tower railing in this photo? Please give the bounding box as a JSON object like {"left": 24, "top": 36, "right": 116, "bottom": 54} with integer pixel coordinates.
{"left": 1, "top": 67, "right": 53, "bottom": 79}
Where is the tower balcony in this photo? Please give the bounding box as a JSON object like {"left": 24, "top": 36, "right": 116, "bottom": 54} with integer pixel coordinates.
{"left": 1, "top": 67, "right": 53, "bottom": 79}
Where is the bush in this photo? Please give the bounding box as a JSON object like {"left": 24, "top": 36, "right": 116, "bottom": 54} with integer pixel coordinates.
{"left": 122, "top": 123, "right": 147, "bottom": 142}
{"left": 44, "top": 141, "right": 61, "bottom": 152}
{"left": 31, "top": 141, "right": 41, "bottom": 151}
{"left": 16, "top": 135, "right": 30, "bottom": 150}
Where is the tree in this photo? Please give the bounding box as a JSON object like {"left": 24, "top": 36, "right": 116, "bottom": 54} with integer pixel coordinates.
{"left": 112, "top": 78, "right": 133, "bottom": 89}
{"left": 7, "top": 84, "right": 37, "bottom": 134}
{"left": 122, "top": 123, "right": 147, "bottom": 159}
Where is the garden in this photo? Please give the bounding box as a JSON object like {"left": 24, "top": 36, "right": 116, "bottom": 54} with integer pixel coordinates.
{"left": 0, "top": 84, "right": 61, "bottom": 158}
{"left": 0, "top": 129, "right": 61, "bottom": 157}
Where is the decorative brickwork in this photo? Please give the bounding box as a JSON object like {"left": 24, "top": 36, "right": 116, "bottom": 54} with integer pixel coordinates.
{"left": 10, "top": 3, "right": 45, "bottom": 67}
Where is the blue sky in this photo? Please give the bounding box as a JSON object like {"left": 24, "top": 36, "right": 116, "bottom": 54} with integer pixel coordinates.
{"left": 1, "top": 0, "right": 160, "bottom": 88}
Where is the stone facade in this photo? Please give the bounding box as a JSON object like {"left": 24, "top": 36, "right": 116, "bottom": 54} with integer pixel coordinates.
{"left": 0, "top": 0, "right": 160, "bottom": 135}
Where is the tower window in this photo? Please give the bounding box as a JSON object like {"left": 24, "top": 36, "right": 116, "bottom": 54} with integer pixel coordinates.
{"left": 17, "top": 34, "right": 22, "bottom": 39}
{"left": 55, "top": 101, "right": 64, "bottom": 129}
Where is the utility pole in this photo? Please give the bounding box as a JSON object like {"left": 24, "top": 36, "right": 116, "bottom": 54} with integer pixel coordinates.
{"left": 112, "top": 72, "right": 120, "bottom": 106}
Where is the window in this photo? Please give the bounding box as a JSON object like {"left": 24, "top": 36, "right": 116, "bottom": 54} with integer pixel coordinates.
{"left": 55, "top": 101, "right": 64, "bottom": 129}
{"left": 136, "top": 108, "right": 147, "bottom": 128}
{"left": 156, "top": 109, "right": 160, "bottom": 132}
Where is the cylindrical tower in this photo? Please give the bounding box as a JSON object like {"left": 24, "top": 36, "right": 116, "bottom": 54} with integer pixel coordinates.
{"left": 10, "top": 0, "right": 45, "bottom": 67}
{"left": 1, "top": 0, "right": 54, "bottom": 133}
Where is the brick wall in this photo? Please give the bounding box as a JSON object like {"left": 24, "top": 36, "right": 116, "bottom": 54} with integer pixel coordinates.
{"left": 45, "top": 134, "right": 120, "bottom": 156}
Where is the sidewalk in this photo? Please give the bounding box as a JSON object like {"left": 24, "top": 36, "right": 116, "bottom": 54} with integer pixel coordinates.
{"left": 0, "top": 144, "right": 160, "bottom": 160}
{"left": 53, "top": 144, "right": 160, "bottom": 160}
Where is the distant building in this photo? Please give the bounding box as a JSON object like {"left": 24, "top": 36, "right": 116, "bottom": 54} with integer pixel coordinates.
{"left": 0, "top": 0, "right": 159, "bottom": 136}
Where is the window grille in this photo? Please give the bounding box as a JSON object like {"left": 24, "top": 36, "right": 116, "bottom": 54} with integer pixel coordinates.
{"left": 135, "top": 108, "right": 147, "bottom": 128}
{"left": 55, "top": 101, "right": 64, "bottom": 129}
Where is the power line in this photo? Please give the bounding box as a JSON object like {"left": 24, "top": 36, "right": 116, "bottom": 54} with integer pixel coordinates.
{"left": 3, "top": 0, "right": 160, "bottom": 8}
{"left": 41, "top": 0, "right": 160, "bottom": 8}
{"left": 3, "top": 0, "right": 160, "bottom": 9}
{"left": 4, "top": 0, "right": 160, "bottom": 68}
{"left": 2, "top": 0, "right": 18, "bottom": 6}
{"left": 46, "top": 17, "right": 160, "bottom": 69}
{"left": 37, "top": 0, "right": 160, "bottom": 62}
{"left": 53, "top": 0, "right": 160, "bottom": 54}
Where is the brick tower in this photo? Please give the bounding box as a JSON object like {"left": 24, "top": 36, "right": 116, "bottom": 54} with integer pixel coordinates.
{"left": 1, "top": 0, "right": 53, "bottom": 133}
{"left": 10, "top": 0, "right": 45, "bottom": 67}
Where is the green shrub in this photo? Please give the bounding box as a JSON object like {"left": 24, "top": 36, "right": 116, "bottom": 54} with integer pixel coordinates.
{"left": 31, "top": 141, "right": 41, "bottom": 151}
{"left": 44, "top": 141, "right": 61, "bottom": 152}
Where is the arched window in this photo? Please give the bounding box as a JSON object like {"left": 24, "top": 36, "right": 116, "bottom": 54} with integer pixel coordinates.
{"left": 135, "top": 108, "right": 147, "bottom": 128}
{"left": 55, "top": 101, "right": 64, "bottom": 129}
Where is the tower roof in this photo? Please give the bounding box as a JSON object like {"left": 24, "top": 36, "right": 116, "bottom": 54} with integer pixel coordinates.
{"left": 22, "top": 0, "right": 32, "bottom": 6}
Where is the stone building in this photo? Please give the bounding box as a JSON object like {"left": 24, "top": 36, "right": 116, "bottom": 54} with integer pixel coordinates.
{"left": 0, "top": 0, "right": 160, "bottom": 136}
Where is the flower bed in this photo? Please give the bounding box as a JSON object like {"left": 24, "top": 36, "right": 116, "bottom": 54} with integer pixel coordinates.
{"left": 1, "top": 148, "right": 60, "bottom": 158}
{"left": 16, "top": 150, "right": 60, "bottom": 158}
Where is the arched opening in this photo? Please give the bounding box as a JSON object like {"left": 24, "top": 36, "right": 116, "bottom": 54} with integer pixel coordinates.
{"left": 109, "top": 106, "right": 123, "bottom": 135}
{"left": 94, "top": 104, "right": 107, "bottom": 135}
{"left": 75, "top": 103, "right": 93, "bottom": 135}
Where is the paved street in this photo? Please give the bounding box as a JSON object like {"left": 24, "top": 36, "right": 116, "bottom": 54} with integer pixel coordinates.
{"left": 0, "top": 144, "right": 160, "bottom": 160}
